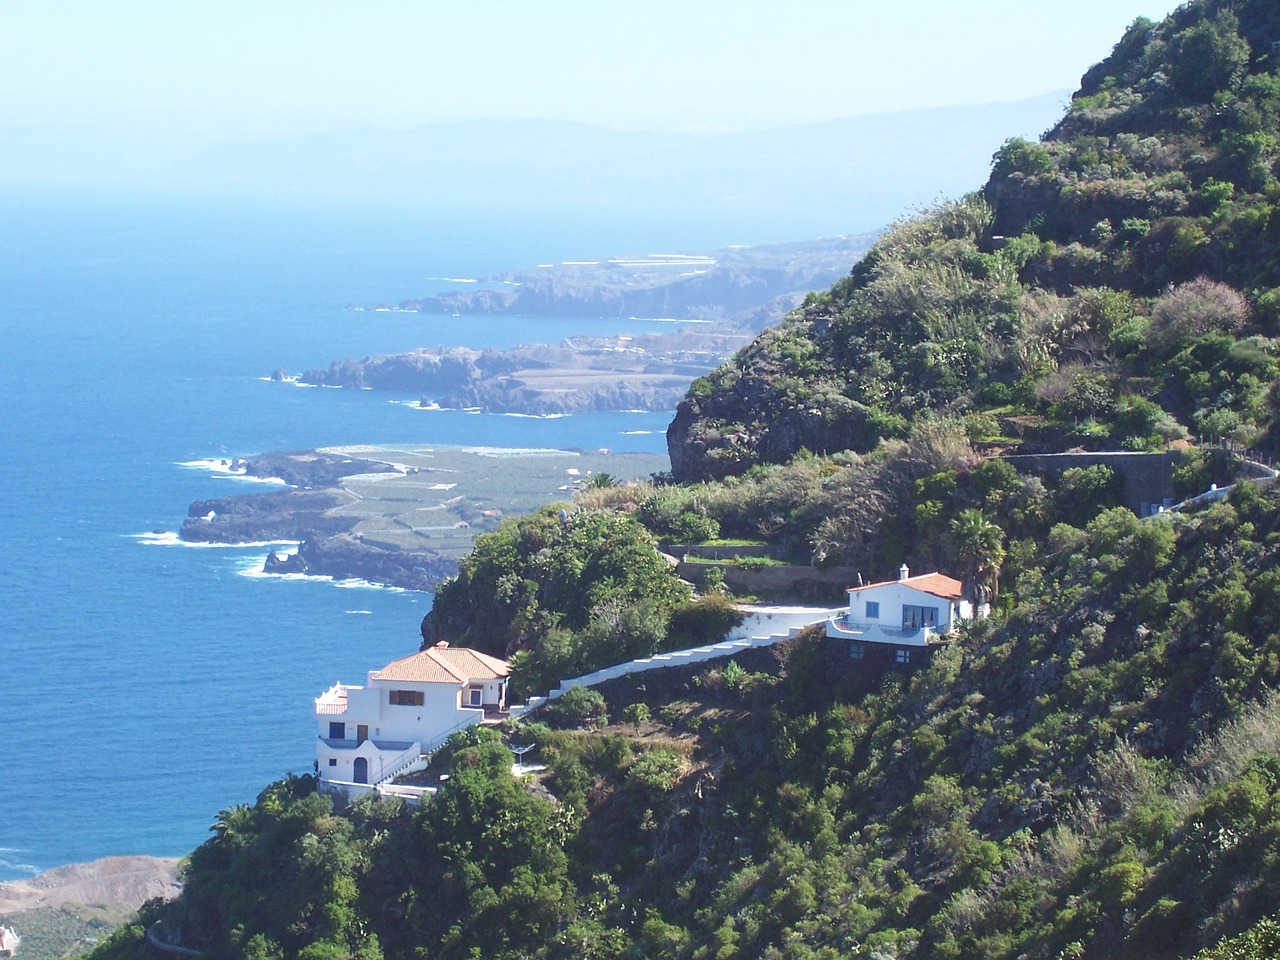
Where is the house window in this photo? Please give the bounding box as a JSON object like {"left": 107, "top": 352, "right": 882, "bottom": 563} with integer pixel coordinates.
{"left": 865, "top": 601, "right": 880, "bottom": 620}
{"left": 848, "top": 642, "right": 865, "bottom": 661}
{"left": 328, "top": 758, "right": 337, "bottom": 767}
{"left": 469, "top": 688, "right": 483, "bottom": 707}
{"left": 389, "top": 689, "right": 424, "bottom": 706}
{"left": 902, "top": 605, "right": 939, "bottom": 630}
{"left": 895, "top": 648, "right": 911, "bottom": 665}
{"left": 328, "top": 722, "right": 345, "bottom": 739}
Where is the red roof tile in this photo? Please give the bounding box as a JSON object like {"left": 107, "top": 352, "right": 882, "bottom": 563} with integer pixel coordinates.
{"left": 370, "top": 642, "right": 511, "bottom": 684}
{"left": 848, "top": 572, "right": 964, "bottom": 601}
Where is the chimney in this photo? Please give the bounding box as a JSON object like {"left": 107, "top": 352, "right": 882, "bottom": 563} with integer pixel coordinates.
{"left": 899, "top": 563, "right": 910, "bottom": 581}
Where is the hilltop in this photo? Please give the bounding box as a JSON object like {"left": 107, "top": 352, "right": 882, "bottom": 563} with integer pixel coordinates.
{"left": 669, "top": 3, "right": 1280, "bottom": 480}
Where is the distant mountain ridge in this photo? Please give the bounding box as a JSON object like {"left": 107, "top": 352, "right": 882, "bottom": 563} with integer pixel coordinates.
{"left": 0, "top": 94, "right": 1069, "bottom": 238}
{"left": 173, "top": 97, "right": 1066, "bottom": 234}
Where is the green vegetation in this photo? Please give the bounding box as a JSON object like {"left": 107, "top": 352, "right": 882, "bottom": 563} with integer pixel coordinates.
{"left": 0, "top": 904, "right": 137, "bottom": 960}
{"left": 422, "top": 504, "right": 751, "bottom": 694}
{"left": 97, "top": 482, "right": 1280, "bottom": 960}
{"left": 670, "top": 1, "right": 1280, "bottom": 480}
{"left": 86, "top": 3, "right": 1280, "bottom": 959}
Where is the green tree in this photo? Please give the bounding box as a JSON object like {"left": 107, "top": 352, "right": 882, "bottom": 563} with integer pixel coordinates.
{"left": 1168, "top": 12, "right": 1250, "bottom": 103}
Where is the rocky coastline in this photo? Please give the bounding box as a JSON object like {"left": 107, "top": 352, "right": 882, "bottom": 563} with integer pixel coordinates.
{"left": 294, "top": 235, "right": 874, "bottom": 416}
{"left": 174, "top": 446, "right": 670, "bottom": 593}
{"left": 297, "top": 330, "right": 751, "bottom": 416}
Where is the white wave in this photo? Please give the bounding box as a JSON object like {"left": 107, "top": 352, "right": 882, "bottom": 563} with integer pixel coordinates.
{"left": 130, "top": 532, "right": 301, "bottom": 549}
{"left": 345, "top": 610, "right": 373, "bottom": 615}
{"left": 292, "top": 381, "right": 321, "bottom": 388}
{"left": 235, "top": 555, "right": 408, "bottom": 592}
{"left": 177, "top": 458, "right": 236, "bottom": 473}
{"left": 214, "top": 473, "right": 288, "bottom": 486}
{"left": 621, "top": 430, "right": 654, "bottom": 435}
{"left": 425, "top": 276, "right": 478, "bottom": 283}
{"left": 0, "top": 853, "right": 38, "bottom": 876}
{"left": 502, "top": 412, "right": 569, "bottom": 419}
{"left": 176, "top": 458, "right": 287, "bottom": 485}
{"left": 620, "top": 409, "right": 652, "bottom": 414}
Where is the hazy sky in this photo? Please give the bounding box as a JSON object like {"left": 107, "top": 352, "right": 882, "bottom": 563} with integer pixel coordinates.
{"left": 1, "top": 1, "right": 1179, "bottom": 142}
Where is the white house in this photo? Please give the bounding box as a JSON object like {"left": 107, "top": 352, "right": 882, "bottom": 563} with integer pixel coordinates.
{"left": 826, "top": 565, "right": 973, "bottom": 665}
{"left": 314, "top": 641, "right": 511, "bottom": 790}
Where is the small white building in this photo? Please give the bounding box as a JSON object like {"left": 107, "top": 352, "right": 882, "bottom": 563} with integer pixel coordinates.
{"left": 826, "top": 565, "right": 972, "bottom": 665}
{"left": 314, "top": 641, "right": 511, "bottom": 790}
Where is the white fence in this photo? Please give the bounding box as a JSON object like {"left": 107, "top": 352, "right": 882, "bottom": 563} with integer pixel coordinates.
{"left": 511, "top": 605, "right": 838, "bottom": 717}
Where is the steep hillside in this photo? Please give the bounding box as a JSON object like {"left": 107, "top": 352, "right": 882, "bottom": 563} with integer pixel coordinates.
{"left": 90, "top": 482, "right": 1280, "bottom": 960}
{"left": 83, "top": 6, "right": 1280, "bottom": 960}
{"left": 669, "top": 0, "right": 1280, "bottom": 481}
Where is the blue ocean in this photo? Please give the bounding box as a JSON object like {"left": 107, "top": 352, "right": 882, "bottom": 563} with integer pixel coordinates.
{"left": 0, "top": 189, "right": 753, "bottom": 880}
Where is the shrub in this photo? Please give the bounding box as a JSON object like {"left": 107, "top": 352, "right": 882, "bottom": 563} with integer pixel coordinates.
{"left": 1150, "top": 278, "right": 1251, "bottom": 354}
{"left": 666, "top": 593, "right": 744, "bottom": 648}
{"left": 549, "top": 686, "right": 608, "bottom": 727}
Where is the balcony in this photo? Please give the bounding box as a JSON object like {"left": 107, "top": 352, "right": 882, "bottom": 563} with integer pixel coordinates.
{"left": 315, "top": 683, "right": 352, "bottom": 716}
{"left": 826, "top": 615, "right": 934, "bottom": 647}
{"left": 319, "top": 737, "right": 415, "bottom": 751}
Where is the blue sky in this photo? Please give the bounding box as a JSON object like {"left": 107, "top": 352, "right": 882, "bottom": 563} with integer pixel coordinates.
{"left": 0, "top": 1, "right": 1178, "bottom": 141}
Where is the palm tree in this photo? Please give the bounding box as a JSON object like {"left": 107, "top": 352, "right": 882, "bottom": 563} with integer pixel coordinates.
{"left": 210, "top": 803, "right": 254, "bottom": 846}
{"left": 949, "top": 509, "right": 1006, "bottom": 610}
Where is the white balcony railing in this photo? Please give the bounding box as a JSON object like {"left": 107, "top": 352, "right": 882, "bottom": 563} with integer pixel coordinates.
{"left": 315, "top": 683, "right": 351, "bottom": 716}
{"left": 826, "top": 615, "right": 935, "bottom": 646}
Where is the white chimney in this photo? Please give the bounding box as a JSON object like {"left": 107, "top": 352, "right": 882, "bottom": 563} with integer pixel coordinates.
{"left": 899, "top": 563, "right": 910, "bottom": 581}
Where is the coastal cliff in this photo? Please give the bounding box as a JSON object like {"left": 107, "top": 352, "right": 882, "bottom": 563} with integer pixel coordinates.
{"left": 300, "top": 331, "right": 747, "bottom": 416}
{"left": 297, "top": 236, "right": 875, "bottom": 415}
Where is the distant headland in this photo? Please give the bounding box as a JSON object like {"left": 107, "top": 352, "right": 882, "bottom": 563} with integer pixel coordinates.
{"left": 290, "top": 236, "right": 875, "bottom": 416}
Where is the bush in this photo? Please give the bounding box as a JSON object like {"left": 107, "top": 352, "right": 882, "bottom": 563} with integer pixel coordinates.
{"left": 666, "top": 592, "right": 744, "bottom": 648}
{"left": 549, "top": 686, "right": 608, "bottom": 728}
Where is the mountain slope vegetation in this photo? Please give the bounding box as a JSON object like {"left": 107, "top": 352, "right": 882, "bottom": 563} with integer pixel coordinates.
{"left": 88, "top": 3, "right": 1280, "bottom": 959}
{"left": 669, "top": 1, "right": 1280, "bottom": 481}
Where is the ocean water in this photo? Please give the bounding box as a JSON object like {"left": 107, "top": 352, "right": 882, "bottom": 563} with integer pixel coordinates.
{"left": 0, "top": 190, "right": 712, "bottom": 880}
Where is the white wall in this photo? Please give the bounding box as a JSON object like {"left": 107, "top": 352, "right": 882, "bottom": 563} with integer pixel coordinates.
{"left": 847, "top": 582, "right": 959, "bottom": 632}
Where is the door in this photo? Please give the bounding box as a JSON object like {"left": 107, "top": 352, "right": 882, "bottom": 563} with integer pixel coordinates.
{"left": 353, "top": 757, "right": 368, "bottom": 784}
{"left": 357, "top": 724, "right": 368, "bottom": 744}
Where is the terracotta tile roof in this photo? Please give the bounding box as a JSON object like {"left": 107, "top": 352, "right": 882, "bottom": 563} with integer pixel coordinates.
{"left": 370, "top": 642, "right": 511, "bottom": 684}
{"left": 849, "top": 572, "right": 964, "bottom": 601}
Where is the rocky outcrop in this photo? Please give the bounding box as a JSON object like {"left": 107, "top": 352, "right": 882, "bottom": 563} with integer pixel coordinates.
{"left": 231, "top": 450, "right": 388, "bottom": 488}
{"left": 265, "top": 535, "right": 457, "bottom": 592}
{"left": 181, "top": 490, "right": 356, "bottom": 544}
{"left": 0, "top": 856, "right": 181, "bottom": 915}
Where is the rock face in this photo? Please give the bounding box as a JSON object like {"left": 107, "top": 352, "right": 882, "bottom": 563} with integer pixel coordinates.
{"left": 0, "top": 856, "right": 181, "bottom": 915}
{"left": 665, "top": 320, "right": 881, "bottom": 482}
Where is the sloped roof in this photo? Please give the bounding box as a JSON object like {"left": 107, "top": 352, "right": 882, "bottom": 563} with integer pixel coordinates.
{"left": 849, "top": 572, "right": 964, "bottom": 601}
{"left": 370, "top": 642, "right": 511, "bottom": 684}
